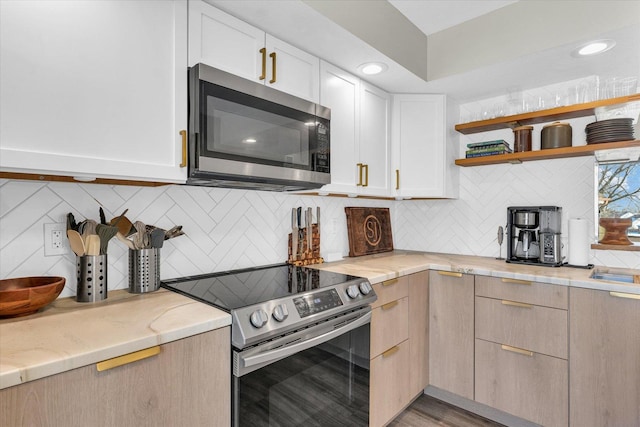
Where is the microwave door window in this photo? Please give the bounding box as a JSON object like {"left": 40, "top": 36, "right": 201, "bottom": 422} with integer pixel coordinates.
{"left": 205, "top": 96, "right": 311, "bottom": 168}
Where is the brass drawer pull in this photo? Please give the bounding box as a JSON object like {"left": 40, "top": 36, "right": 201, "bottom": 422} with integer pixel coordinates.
{"left": 259, "top": 47, "right": 267, "bottom": 80}
{"left": 395, "top": 169, "right": 400, "bottom": 190}
{"left": 356, "top": 163, "right": 363, "bottom": 186}
{"left": 501, "top": 344, "right": 533, "bottom": 357}
{"left": 381, "top": 300, "right": 399, "bottom": 310}
{"left": 96, "top": 346, "right": 161, "bottom": 372}
{"left": 269, "top": 51, "right": 277, "bottom": 83}
{"left": 501, "top": 278, "right": 532, "bottom": 285}
{"left": 501, "top": 300, "right": 533, "bottom": 308}
{"left": 437, "top": 271, "right": 463, "bottom": 278}
{"left": 609, "top": 291, "right": 640, "bottom": 300}
{"left": 382, "top": 345, "right": 400, "bottom": 358}
{"left": 382, "top": 278, "right": 398, "bottom": 287}
{"left": 179, "top": 130, "right": 187, "bottom": 168}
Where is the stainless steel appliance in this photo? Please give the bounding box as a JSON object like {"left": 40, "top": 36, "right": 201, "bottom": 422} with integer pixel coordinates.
{"left": 162, "top": 264, "right": 375, "bottom": 426}
{"left": 506, "top": 206, "right": 563, "bottom": 266}
{"left": 188, "top": 64, "right": 331, "bottom": 191}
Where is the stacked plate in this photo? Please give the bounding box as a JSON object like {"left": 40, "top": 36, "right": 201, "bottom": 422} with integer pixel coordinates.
{"left": 586, "top": 118, "right": 635, "bottom": 144}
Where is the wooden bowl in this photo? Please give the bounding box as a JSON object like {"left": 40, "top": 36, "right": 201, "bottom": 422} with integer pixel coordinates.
{"left": 0, "top": 276, "right": 65, "bottom": 318}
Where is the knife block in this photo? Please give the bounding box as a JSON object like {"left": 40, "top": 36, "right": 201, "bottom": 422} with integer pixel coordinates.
{"left": 287, "top": 224, "right": 323, "bottom": 266}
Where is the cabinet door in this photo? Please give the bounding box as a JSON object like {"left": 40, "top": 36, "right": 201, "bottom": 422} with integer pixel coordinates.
{"left": 408, "top": 270, "right": 429, "bottom": 397}
{"left": 370, "top": 340, "right": 411, "bottom": 427}
{"left": 265, "top": 35, "right": 319, "bottom": 103}
{"left": 569, "top": 288, "right": 640, "bottom": 427}
{"left": 391, "top": 94, "right": 447, "bottom": 198}
{"left": 428, "top": 270, "right": 474, "bottom": 399}
{"left": 0, "top": 0, "right": 188, "bottom": 183}
{"left": 359, "top": 82, "right": 391, "bottom": 197}
{"left": 319, "top": 61, "right": 360, "bottom": 195}
{"left": 188, "top": 0, "right": 264, "bottom": 82}
{"left": 0, "top": 329, "right": 231, "bottom": 427}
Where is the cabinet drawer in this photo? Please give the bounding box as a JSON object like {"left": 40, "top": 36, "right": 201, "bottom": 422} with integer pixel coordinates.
{"left": 371, "top": 296, "right": 409, "bottom": 357}
{"left": 370, "top": 339, "right": 411, "bottom": 427}
{"left": 371, "top": 276, "right": 408, "bottom": 308}
{"left": 475, "top": 296, "right": 567, "bottom": 359}
{"left": 475, "top": 275, "right": 568, "bottom": 309}
{"left": 475, "top": 339, "right": 568, "bottom": 427}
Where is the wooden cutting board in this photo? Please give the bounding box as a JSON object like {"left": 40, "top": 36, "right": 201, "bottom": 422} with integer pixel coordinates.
{"left": 345, "top": 207, "right": 393, "bottom": 257}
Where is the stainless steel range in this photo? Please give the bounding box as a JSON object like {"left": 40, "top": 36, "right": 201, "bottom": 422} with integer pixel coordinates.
{"left": 162, "top": 263, "right": 375, "bottom": 427}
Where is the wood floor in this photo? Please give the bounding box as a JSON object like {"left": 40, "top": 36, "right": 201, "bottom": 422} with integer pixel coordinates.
{"left": 388, "top": 394, "right": 504, "bottom": 427}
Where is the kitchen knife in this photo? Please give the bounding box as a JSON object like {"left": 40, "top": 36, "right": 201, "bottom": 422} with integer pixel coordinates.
{"left": 297, "top": 207, "right": 302, "bottom": 258}
{"left": 306, "top": 207, "right": 312, "bottom": 255}
{"left": 316, "top": 207, "right": 320, "bottom": 236}
{"left": 291, "top": 208, "right": 298, "bottom": 261}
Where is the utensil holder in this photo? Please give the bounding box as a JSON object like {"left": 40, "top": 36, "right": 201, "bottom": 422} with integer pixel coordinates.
{"left": 287, "top": 224, "right": 323, "bottom": 266}
{"left": 76, "top": 255, "right": 108, "bottom": 302}
{"left": 128, "top": 248, "right": 160, "bottom": 293}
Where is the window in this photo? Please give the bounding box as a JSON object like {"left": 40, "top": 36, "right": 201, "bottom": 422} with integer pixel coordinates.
{"left": 597, "top": 160, "right": 640, "bottom": 244}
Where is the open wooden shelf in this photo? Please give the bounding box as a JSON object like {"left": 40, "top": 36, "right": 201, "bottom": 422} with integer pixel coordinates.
{"left": 455, "top": 140, "right": 640, "bottom": 167}
{"left": 455, "top": 94, "right": 640, "bottom": 135}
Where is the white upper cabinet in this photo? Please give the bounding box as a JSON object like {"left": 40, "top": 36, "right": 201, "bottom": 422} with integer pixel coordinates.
{"left": 319, "top": 61, "right": 390, "bottom": 197}
{"left": 0, "top": 0, "right": 188, "bottom": 183}
{"left": 189, "top": 1, "right": 319, "bottom": 103}
{"left": 391, "top": 94, "right": 459, "bottom": 199}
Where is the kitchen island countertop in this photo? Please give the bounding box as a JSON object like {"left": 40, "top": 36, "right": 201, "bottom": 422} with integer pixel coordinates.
{"left": 0, "top": 289, "right": 230, "bottom": 390}
{"left": 312, "top": 250, "right": 640, "bottom": 295}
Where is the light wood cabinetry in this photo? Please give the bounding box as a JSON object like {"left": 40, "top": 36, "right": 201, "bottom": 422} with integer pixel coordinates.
{"left": 319, "top": 61, "right": 390, "bottom": 197}
{"left": 189, "top": 1, "right": 319, "bottom": 102}
{"left": 569, "top": 287, "right": 640, "bottom": 427}
{"left": 0, "top": 328, "right": 230, "bottom": 427}
{"left": 474, "top": 275, "right": 568, "bottom": 427}
{"left": 0, "top": 0, "right": 188, "bottom": 184}
{"left": 370, "top": 272, "right": 429, "bottom": 427}
{"left": 408, "top": 270, "right": 429, "bottom": 397}
{"left": 428, "top": 270, "right": 475, "bottom": 400}
{"left": 391, "top": 94, "right": 458, "bottom": 198}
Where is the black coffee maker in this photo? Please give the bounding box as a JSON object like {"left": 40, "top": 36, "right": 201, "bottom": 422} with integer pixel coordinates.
{"left": 506, "top": 206, "right": 563, "bottom": 266}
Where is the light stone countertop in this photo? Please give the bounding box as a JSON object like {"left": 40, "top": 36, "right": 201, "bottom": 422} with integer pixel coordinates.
{"left": 312, "top": 250, "right": 640, "bottom": 295}
{"left": 0, "top": 289, "right": 230, "bottom": 390}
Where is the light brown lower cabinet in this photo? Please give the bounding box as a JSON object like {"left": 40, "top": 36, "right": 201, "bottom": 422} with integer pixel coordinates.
{"left": 370, "top": 339, "right": 410, "bottom": 427}
{"left": 0, "top": 328, "right": 230, "bottom": 427}
{"left": 428, "top": 270, "right": 474, "bottom": 400}
{"left": 408, "top": 270, "right": 429, "bottom": 397}
{"left": 569, "top": 287, "right": 640, "bottom": 427}
{"left": 475, "top": 339, "right": 568, "bottom": 427}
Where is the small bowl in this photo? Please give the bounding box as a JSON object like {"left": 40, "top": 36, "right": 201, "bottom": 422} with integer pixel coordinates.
{"left": 0, "top": 276, "right": 65, "bottom": 318}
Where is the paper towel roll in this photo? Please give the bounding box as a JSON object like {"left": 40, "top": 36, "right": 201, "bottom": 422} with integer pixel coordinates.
{"left": 568, "top": 218, "right": 589, "bottom": 266}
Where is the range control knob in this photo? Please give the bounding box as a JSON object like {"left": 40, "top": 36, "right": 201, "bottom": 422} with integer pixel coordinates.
{"left": 346, "top": 284, "right": 361, "bottom": 299}
{"left": 249, "top": 309, "right": 269, "bottom": 328}
{"left": 359, "top": 281, "right": 372, "bottom": 295}
{"left": 272, "top": 304, "right": 289, "bottom": 322}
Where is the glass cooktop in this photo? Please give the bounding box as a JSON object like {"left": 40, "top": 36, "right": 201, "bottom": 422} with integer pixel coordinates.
{"left": 161, "top": 263, "right": 359, "bottom": 311}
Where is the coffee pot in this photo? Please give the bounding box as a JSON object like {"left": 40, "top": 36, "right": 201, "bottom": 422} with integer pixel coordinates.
{"left": 515, "top": 229, "right": 540, "bottom": 259}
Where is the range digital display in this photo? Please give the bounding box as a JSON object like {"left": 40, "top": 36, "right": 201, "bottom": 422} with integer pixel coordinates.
{"left": 293, "top": 289, "right": 343, "bottom": 318}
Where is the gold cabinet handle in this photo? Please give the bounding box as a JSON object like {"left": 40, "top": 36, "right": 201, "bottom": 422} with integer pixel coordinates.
{"left": 501, "top": 344, "right": 533, "bottom": 357}
{"left": 362, "top": 164, "right": 369, "bottom": 187}
{"left": 259, "top": 48, "right": 267, "bottom": 80}
{"left": 382, "top": 345, "right": 400, "bottom": 358}
{"left": 609, "top": 291, "right": 640, "bottom": 300}
{"left": 437, "top": 271, "right": 463, "bottom": 278}
{"left": 269, "top": 51, "right": 277, "bottom": 83}
{"left": 179, "top": 130, "right": 187, "bottom": 168}
{"left": 501, "top": 300, "right": 533, "bottom": 308}
{"left": 96, "top": 346, "right": 161, "bottom": 372}
{"left": 501, "top": 278, "right": 532, "bottom": 285}
{"left": 381, "top": 300, "right": 399, "bottom": 310}
{"left": 356, "top": 163, "right": 363, "bottom": 186}
{"left": 382, "top": 278, "right": 398, "bottom": 287}
{"left": 395, "top": 169, "right": 400, "bottom": 190}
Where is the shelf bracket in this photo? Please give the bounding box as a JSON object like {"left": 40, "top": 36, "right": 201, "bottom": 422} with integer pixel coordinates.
{"left": 508, "top": 159, "right": 523, "bottom": 165}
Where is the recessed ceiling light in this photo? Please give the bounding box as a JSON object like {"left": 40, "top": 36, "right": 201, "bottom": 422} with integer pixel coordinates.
{"left": 358, "top": 62, "right": 388, "bottom": 75}
{"left": 572, "top": 39, "right": 616, "bottom": 57}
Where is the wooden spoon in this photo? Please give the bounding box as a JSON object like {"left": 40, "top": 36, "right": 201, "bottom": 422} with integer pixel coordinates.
{"left": 85, "top": 234, "right": 101, "bottom": 256}
{"left": 67, "top": 230, "right": 85, "bottom": 256}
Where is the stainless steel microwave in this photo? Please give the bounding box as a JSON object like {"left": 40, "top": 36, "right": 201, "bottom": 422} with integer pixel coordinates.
{"left": 187, "top": 64, "right": 331, "bottom": 191}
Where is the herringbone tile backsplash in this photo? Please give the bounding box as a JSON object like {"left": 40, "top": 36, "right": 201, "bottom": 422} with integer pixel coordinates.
{"left": 1, "top": 151, "right": 636, "bottom": 298}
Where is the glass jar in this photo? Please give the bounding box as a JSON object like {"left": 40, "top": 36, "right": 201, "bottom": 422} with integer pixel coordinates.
{"left": 513, "top": 125, "right": 533, "bottom": 152}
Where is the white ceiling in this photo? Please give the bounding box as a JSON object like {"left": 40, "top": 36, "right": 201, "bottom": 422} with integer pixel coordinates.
{"left": 207, "top": 0, "right": 640, "bottom": 103}
{"left": 388, "top": 0, "right": 517, "bottom": 35}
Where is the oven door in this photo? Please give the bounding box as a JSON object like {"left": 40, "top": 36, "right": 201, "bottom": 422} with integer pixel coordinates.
{"left": 233, "top": 310, "right": 370, "bottom": 427}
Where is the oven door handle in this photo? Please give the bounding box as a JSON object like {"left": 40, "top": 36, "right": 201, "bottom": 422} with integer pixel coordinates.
{"left": 241, "top": 311, "right": 371, "bottom": 369}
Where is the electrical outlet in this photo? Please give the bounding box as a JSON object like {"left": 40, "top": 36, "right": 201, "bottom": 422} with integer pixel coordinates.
{"left": 44, "top": 223, "right": 67, "bottom": 256}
